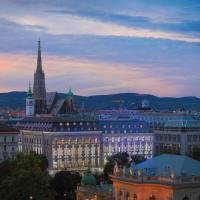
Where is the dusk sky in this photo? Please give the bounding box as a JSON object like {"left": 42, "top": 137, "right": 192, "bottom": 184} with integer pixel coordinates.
{"left": 0, "top": 0, "right": 200, "bottom": 97}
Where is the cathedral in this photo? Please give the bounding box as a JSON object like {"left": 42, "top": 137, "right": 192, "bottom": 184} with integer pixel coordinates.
{"left": 26, "top": 40, "right": 77, "bottom": 116}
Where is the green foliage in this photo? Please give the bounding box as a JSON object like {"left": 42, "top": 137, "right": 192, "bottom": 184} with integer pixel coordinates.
{"left": 50, "top": 171, "right": 81, "bottom": 200}
{"left": 103, "top": 152, "right": 129, "bottom": 182}
{"left": 0, "top": 152, "right": 55, "bottom": 200}
{"left": 188, "top": 147, "right": 200, "bottom": 161}
{"left": 131, "top": 155, "right": 146, "bottom": 164}
{"left": 159, "top": 149, "right": 180, "bottom": 155}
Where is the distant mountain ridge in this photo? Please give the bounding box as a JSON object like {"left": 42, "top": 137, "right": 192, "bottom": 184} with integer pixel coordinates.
{"left": 0, "top": 91, "right": 200, "bottom": 111}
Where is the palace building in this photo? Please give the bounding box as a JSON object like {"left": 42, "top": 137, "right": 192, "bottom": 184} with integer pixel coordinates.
{"left": 110, "top": 154, "right": 200, "bottom": 200}
{"left": 17, "top": 116, "right": 153, "bottom": 172}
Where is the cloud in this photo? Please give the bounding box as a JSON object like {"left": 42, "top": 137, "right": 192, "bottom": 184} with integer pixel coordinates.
{"left": 0, "top": 52, "right": 199, "bottom": 97}
{"left": 0, "top": 0, "right": 199, "bottom": 97}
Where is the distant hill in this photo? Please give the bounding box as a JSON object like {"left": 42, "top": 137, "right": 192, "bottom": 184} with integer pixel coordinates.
{"left": 0, "top": 91, "right": 200, "bottom": 111}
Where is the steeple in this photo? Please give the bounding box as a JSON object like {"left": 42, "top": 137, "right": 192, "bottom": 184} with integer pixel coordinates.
{"left": 26, "top": 82, "right": 35, "bottom": 116}
{"left": 27, "top": 82, "right": 33, "bottom": 99}
{"left": 33, "top": 39, "right": 47, "bottom": 114}
{"left": 36, "top": 39, "right": 42, "bottom": 72}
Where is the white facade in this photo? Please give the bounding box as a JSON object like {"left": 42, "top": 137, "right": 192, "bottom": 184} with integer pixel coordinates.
{"left": 26, "top": 98, "right": 35, "bottom": 116}
{"left": 0, "top": 131, "right": 19, "bottom": 162}
{"left": 103, "top": 133, "right": 154, "bottom": 164}
{"left": 19, "top": 130, "right": 103, "bottom": 172}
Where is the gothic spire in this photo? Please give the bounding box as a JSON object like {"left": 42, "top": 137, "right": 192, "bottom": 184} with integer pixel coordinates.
{"left": 37, "top": 39, "right": 42, "bottom": 71}
{"left": 28, "top": 81, "right": 32, "bottom": 93}
{"left": 33, "top": 39, "right": 47, "bottom": 114}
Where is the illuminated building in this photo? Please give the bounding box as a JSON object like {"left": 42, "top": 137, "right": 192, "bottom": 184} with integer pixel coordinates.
{"left": 18, "top": 116, "right": 102, "bottom": 172}
{"left": 110, "top": 154, "right": 200, "bottom": 200}
{"left": 100, "top": 120, "right": 154, "bottom": 163}
{"left": 17, "top": 117, "right": 153, "bottom": 172}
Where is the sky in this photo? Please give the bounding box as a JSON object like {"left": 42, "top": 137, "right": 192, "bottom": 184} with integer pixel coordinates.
{"left": 0, "top": 0, "right": 200, "bottom": 97}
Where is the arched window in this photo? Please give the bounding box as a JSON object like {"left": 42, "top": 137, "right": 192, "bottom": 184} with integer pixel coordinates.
{"left": 133, "top": 194, "right": 137, "bottom": 200}
{"left": 182, "top": 196, "right": 189, "bottom": 200}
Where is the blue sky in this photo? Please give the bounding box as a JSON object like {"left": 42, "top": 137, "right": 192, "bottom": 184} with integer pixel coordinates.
{"left": 0, "top": 0, "right": 200, "bottom": 97}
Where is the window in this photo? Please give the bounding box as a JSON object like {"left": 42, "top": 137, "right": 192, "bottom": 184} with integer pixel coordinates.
{"left": 4, "top": 136, "right": 6, "bottom": 143}
{"left": 4, "top": 145, "right": 6, "bottom": 151}
{"left": 12, "top": 136, "right": 15, "bottom": 142}
{"left": 149, "top": 195, "right": 156, "bottom": 200}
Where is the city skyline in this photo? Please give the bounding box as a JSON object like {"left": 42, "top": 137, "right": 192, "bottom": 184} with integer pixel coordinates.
{"left": 0, "top": 0, "right": 200, "bottom": 97}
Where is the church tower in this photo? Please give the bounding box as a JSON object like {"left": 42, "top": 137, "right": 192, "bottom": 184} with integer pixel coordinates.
{"left": 66, "top": 88, "right": 77, "bottom": 114}
{"left": 33, "top": 40, "right": 47, "bottom": 114}
{"left": 26, "top": 83, "right": 35, "bottom": 116}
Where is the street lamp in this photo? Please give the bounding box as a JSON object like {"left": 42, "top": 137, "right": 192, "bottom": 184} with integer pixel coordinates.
{"left": 29, "top": 196, "right": 33, "bottom": 200}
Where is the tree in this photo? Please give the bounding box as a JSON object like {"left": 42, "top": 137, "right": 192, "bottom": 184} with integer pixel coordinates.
{"left": 159, "top": 149, "right": 180, "bottom": 155}
{"left": 0, "top": 153, "right": 55, "bottom": 200}
{"left": 103, "top": 152, "right": 130, "bottom": 182}
{"left": 131, "top": 155, "right": 146, "bottom": 164}
{"left": 188, "top": 147, "right": 200, "bottom": 161}
{"left": 50, "top": 171, "right": 81, "bottom": 200}
{"left": 0, "top": 160, "right": 15, "bottom": 185}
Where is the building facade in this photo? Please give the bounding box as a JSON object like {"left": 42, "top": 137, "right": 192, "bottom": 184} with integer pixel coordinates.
{"left": 0, "top": 122, "right": 19, "bottom": 162}
{"left": 100, "top": 120, "right": 153, "bottom": 164}
{"left": 154, "top": 116, "right": 200, "bottom": 155}
{"left": 17, "top": 117, "right": 153, "bottom": 171}
{"left": 19, "top": 130, "right": 102, "bottom": 172}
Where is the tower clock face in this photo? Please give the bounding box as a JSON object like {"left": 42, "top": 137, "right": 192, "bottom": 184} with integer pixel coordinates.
{"left": 27, "top": 100, "right": 33, "bottom": 106}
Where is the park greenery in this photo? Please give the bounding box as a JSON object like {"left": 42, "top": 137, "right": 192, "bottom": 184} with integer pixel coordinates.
{"left": 0, "top": 149, "right": 200, "bottom": 199}
{"left": 0, "top": 152, "right": 81, "bottom": 200}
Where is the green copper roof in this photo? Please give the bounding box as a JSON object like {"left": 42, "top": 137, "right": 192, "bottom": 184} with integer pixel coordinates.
{"left": 81, "top": 166, "right": 96, "bottom": 186}
{"left": 27, "top": 83, "right": 33, "bottom": 99}
{"left": 67, "top": 88, "right": 74, "bottom": 96}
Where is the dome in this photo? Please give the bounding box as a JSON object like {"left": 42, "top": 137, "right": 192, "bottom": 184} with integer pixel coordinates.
{"left": 81, "top": 167, "right": 96, "bottom": 186}
{"left": 67, "top": 88, "right": 74, "bottom": 97}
